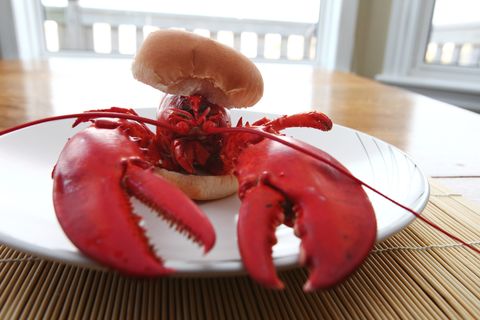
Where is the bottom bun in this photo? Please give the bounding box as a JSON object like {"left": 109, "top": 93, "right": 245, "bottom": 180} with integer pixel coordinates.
{"left": 155, "top": 168, "right": 238, "bottom": 201}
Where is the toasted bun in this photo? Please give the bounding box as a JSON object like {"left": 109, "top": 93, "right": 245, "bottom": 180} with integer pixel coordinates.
{"left": 155, "top": 168, "right": 238, "bottom": 201}
{"left": 132, "top": 29, "right": 263, "bottom": 108}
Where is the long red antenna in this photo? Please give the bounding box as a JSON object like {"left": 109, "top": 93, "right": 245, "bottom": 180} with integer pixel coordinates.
{"left": 0, "top": 112, "right": 183, "bottom": 136}
{"left": 1, "top": 112, "right": 478, "bottom": 254}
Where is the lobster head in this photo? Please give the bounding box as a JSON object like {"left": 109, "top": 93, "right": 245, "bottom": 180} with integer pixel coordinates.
{"left": 158, "top": 95, "right": 231, "bottom": 134}
{"left": 155, "top": 95, "right": 232, "bottom": 175}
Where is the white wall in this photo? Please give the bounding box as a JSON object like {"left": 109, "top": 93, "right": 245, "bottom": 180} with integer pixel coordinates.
{"left": 352, "top": 0, "right": 392, "bottom": 78}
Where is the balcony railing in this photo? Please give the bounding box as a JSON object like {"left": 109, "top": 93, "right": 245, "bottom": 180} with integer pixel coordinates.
{"left": 42, "top": 2, "right": 318, "bottom": 63}
{"left": 425, "top": 23, "right": 480, "bottom": 67}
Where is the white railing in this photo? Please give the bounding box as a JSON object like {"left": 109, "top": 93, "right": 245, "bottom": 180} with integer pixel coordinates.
{"left": 425, "top": 23, "right": 480, "bottom": 67}
{"left": 42, "top": 2, "right": 318, "bottom": 63}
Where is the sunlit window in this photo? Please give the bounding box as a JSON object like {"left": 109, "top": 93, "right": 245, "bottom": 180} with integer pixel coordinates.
{"left": 118, "top": 24, "right": 136, "bottom": 54}
{"left": 288, "top": 35, "right": 305, "bottom": 60}
{"left": 39, "top": 0, "right": 321, "bottom": 63}
{"left": 93, "top": 23, "right": 111, "bottom": 54}
{"left": 216, "top": 31, "right": 234, "bottom": 48}
{"left": 241, "top": 32, "right": 257, "bottom": 58}
{"left": 425, "top": 0, "right": 480, "bottom": 68}
{"left": 264, "top": 34, "right": 281, "bottom": 59}
{"left": 44, "top": 20, "right": 59, "bottom": 52}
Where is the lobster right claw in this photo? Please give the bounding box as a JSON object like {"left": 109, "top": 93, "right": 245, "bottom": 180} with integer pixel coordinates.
{"left": 235, "top": 138, "right": 377, "bottom": 291}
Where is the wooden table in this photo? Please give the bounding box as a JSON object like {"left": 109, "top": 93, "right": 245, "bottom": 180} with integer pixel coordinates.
{"left": 1, "top": 58, "right": 480, "bottom": 319}
{"left": 1, "top": 58, "right": 479, "bottom": 204}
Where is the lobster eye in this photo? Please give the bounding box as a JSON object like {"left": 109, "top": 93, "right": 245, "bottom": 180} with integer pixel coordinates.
{"left": 180, "top": 98, "right": 192, "bottom": 111}
{"left": 198, "top": 101, "right": 209, "bottom": 113}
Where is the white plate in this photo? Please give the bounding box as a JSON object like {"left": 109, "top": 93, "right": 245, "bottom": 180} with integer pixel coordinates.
{"left": 0, "top": 109, "right": 429, "bottom": 275}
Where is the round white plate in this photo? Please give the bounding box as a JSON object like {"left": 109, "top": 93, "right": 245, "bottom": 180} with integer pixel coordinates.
{"left": 0, "top": 109, "right": 429, "bottom": 275}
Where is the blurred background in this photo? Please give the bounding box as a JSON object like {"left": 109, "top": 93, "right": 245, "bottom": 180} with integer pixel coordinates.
{"left": 1, "top": 0, "right": 479, "bottom": 112}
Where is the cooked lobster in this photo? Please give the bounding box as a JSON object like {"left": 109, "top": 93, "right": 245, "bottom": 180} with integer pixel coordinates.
{"left": 2, "top": 96, "right": 477, "bottom": 292}
{"left": 3, "top": 98, "right": 373, "bottom": 290}
{"left": 1, "top": 29, "right": 478, "bottom": 292}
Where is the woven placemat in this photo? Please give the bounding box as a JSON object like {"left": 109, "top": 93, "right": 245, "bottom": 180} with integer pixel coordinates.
{"left": 1, "top": 180, "right": 479, "bottom": 319}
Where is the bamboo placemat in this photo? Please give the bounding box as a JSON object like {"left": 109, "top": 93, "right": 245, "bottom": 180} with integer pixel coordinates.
{"left": 1, "top": 180, "right": 479, "bottom": 319}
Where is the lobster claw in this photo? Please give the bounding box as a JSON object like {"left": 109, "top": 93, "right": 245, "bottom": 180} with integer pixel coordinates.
{"left": 235, "top": 138, "right": 377, "bottom": 291}
{"left": 53, "top": 126, "right": 215, "bottom": 276}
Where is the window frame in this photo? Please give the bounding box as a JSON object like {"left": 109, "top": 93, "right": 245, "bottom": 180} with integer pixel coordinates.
{"left": 1, "top": 0, "right": 359, "bottom": 71}
{"left": 0, "top": 0, "right": 45, "bottom": 59}
{"left": 315, "top": 0, "right": 359, "bottom": 71}
{"left": 376, "top": 0, "right": 480, "bottom": 110}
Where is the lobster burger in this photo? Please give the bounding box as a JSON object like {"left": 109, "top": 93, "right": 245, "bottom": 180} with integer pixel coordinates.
{"left": 132, "top": 29, "right": 264, "bottom": 200}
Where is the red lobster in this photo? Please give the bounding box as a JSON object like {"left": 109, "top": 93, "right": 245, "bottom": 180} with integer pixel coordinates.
{"left": 1, "top": 95, "right": 478, "bottom": 292}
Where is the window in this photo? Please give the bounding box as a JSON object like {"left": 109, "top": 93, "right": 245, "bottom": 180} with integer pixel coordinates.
{"left": 1, "top": 0, "right": 360, "bottom": 71}
{"left": 41, "top": 0, "right": 321, "bottom": 63}
{"left": 425, "top": 0, "right": 480, "bottom": 68}
{"left": 377, "top": 0, "right": 480, "bottom": 112}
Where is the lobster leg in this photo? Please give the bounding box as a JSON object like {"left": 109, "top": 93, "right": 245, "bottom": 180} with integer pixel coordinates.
{"left": 253, "top": 112, "right": 333, "bottom": 132}
{"left": 235, "top": 138, "right": 377, "bottom": 291}
{"left": 172, "top": 139, "right": 212, "bottom": 174}
{"left": 173, "top": 139, "right": 196, "bottom": 174}
{"left": 53, "top": 126, "right": 215, "bottom": 276}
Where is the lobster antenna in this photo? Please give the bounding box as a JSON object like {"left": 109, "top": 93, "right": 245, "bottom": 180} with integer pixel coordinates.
{"left": 0, "top": 112, "right": 184, "bottom": 136}
{"left": 1, "top": 111, "right": 478, "bottom": 254}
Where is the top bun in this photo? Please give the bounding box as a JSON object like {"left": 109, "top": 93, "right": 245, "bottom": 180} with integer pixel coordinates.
{"left": 132, "top": 29, "right": 264, "bottom": 108}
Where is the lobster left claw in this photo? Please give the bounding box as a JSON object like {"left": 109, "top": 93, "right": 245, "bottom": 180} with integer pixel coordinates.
{"left": 52, "top": 123, "right": 216, "bottom": 276}
{"left": 235, "top": 137, "right": 377, "bottom": 291}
